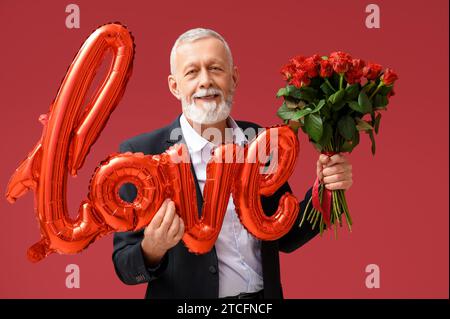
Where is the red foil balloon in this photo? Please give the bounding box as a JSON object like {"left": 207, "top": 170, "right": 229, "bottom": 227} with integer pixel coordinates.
{"left": 181, "top": 144, "right": 241, "bottom": 254}
{"left": 107, "top": 134, "right": 299, "bottom": 255}
{"left": 89, "top": 152, "right": 167, "bottom": 232}
{"left": 233, "top": 125, "right": 300, "bottom": 240}
{"left": 5, "top": 23, "right": 135, "bottom": 262}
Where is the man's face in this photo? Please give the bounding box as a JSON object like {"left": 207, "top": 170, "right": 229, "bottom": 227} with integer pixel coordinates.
{"left": 168, "top": 37, "right": 238, "bottom": 124}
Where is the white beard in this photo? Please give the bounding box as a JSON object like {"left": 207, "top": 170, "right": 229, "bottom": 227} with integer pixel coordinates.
{"left": 182, "top": 88, "right": 233, "bottom": 125}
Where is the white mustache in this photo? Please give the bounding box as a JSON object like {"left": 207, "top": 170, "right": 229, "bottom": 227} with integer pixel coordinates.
{"left": 182, "top": 88, "right": 232, "bottom": 125}
{"left": 192, "top": 88, "right": 223, "bottom": 99}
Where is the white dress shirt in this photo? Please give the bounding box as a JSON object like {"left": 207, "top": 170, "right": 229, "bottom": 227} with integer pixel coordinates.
{"left": 179, "top": 114, "right": 264, "bottom": 297}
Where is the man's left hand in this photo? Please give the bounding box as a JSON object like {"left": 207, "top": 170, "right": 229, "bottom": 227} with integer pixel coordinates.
{"left": 316, "top": 154, "right": 353, "bottom": 191}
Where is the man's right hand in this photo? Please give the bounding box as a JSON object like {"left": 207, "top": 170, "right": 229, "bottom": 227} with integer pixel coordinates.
{"left": 140, "top": 199, "right": 185, "bottom": 267}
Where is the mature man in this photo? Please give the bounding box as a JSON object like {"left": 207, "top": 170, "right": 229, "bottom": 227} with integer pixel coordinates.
{"left": 112, "top": 28, "right": 353, "bottom": 299}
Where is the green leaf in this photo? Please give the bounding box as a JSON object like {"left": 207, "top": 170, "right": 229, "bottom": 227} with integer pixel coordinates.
{"left": 311, "top": 99, "right": 326, "bottom": 113}
{"left": 320, "top": 82, "right": 334, "bottom": 96}
{"left": 355, "top": 118, "right": 373, "bottom": 132}
{"left": 332, "top": 100, "right": 346, "bottom": 111}
{"left": 368, "top": 129, "right": 376, "bottom": 155}
{"left": 292, "top": 107, "right": 313, "bottom": 120}
{"left": 304, "top": 113, "right": 323, "bottom": 142}
{"left": 329, "top": 89, "right": 345, "bottom": 104}
{"left": 374, "top": 113, "right": 382, "bottom": 134}
{"left": 374, "top": 94, "right": 389, "bottom": 108}
{"left": 341, "top": 129, "right": 360, "bottom": 153}
{"left": 289, "top": 86, "right": 317, "bottom": 102}
{"left": 302, "top": 87, "right": 319, "bottom": 101}
{"left": 345, "top": 84, "right": 359, "bottom": 100}
{"left": 378, "top": 85, "right": 394, "bottom": 95}
{"left": 337, "top": 115, "right": 356, "bottom": 140}
{"left": 341, "top": 141, "right": 353, "bottom": 152}
{"left": 358, "top": 91, "right": 373, "bottom": 113}
{"left": 277, "top": 102, "right": 297, "bottom": 120}
{"left": 319, "top": 122, "right": 332, "bottom": 147}
{"left": 348, "top": 101, "right": 364, "bottom": 113}
{"left": 276, "top": 87, "right": 289, "bottom": 98}
{"left": 349, "top": 92, "right": 372, "bottom": 114}
{"left": 320, "top": 102, "right": 331, "bottom": 119}
{"left": 301, "top": 86, "right": 318, "bottom": 95}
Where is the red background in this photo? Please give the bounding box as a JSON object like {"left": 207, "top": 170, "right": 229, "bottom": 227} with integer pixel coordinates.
{"left": 0, "top": 0, "right": 448, "bottom": 298}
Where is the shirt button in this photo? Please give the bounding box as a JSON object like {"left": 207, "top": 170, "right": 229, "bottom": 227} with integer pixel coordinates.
{"left": 209, "top": 265, "right": 217, "bottom": 274}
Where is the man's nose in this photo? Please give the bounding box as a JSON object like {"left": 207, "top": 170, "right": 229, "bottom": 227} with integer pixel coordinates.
{"left": 198, "top": 69, "right": 213, "bottom": 88}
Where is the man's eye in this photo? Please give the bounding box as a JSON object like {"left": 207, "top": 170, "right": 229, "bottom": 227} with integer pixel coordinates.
{"left": 186, "top": 70, "right": 196, "bottom": 76}
{"left": 210, "top": 67, "right": 222, "bottom": 71}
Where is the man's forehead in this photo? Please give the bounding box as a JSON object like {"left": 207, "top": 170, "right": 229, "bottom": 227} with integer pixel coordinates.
{"left": 174, "top": 38, "right": 229, "bottom": 67}
{"left": 181, "top": 56, "right": 226, "bottom": 67}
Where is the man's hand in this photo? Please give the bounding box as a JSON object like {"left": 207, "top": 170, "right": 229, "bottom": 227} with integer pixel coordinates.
{"left": 141, "top": 199, "right": 185, "bottom": 267}
{"left": 316, "top": 153, "right": 353, "bottom": 190}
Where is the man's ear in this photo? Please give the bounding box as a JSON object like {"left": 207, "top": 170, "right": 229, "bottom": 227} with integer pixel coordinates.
{"left": 232, "top": 65, "right": 239, "bottom": 89}
{"left": 168, "top": 74, "right": 181, "bottom": 100}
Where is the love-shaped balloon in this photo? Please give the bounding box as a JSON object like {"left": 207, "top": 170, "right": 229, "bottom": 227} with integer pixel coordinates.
{"left": 5, "top": 23, "right": 300, "bottom": 263}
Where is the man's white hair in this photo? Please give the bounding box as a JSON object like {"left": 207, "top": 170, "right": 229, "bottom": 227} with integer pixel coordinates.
{"left": 170, "top": 28, "right": 234, "bottom": 75}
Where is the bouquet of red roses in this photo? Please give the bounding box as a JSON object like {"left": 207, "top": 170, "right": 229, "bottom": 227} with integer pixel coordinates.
{"left": 276, "top": 51, "right": 398, "bottom": 235}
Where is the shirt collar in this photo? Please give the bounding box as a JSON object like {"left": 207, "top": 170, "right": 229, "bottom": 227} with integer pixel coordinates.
{"left": 179, "top": 114, "right": 248, "bottom": 153}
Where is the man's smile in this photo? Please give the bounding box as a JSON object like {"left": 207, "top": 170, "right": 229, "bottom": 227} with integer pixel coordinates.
{"left": 194, "top": 94, "right": 220, "bottom": 101}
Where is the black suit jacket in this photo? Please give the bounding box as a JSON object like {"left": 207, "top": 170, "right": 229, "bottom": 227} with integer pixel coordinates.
{"left": 112, "top": 115, "right": 319, "bottom": 299}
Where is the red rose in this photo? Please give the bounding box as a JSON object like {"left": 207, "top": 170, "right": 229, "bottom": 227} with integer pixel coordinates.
{"left": 381, "top": 68, "right": 398, "bottom": 85}
{"left": 320, "top": 59, "right": 333, "bottom": 78}
{"left": 302, "top": 56, "right": 319, "bottom": 78}
{"left": 280, "top": 63, "right": 296, "bottom": 81}
{"left": 301, "top": 77, "right": 311, "bottom": 87}
{"left": 311, "top": 54, "right": 322, "bottom": 64}
{"left": 290, "top": 77, "right": 301, "bottom": 88}
{"left": 290, "top": 55, "right": 306, "bottom": 68}
{"left": 363, "top": 62, "right": 382, "bottom": 80}
{"left": 329, "top": 51, "right": 352, "bottom": 73}
{"left": 345, "top": 58, "right": 366, "bottom": 84}
{"left": 351, "top": 59, "right": 365, "bottom": 75}
{"left": 290, "top": 69, "right": 310, "bottom": 88}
